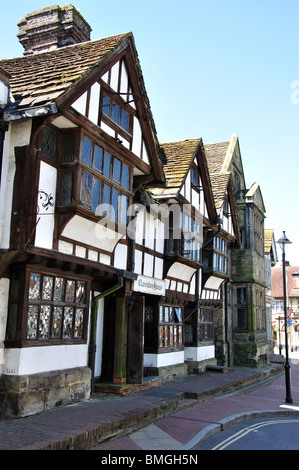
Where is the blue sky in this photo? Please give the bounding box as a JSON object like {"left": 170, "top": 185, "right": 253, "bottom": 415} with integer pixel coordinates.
{"left": 1, "top": 0, "right": 299, "bottom": 265}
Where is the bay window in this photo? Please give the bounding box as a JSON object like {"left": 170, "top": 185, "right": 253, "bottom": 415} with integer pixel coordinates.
{"left": 6, "top": 268, "right": 90, "bottom": 347}
{"left": 59, "top": 133, "right": 132, "bottom": 226}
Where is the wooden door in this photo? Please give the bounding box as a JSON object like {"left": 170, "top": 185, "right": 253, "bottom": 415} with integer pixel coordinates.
{"left": 126, "top": 295, "right": 145, "bottom": 384}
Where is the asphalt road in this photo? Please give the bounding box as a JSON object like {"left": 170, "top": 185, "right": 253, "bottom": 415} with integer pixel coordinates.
{"left": 195, "top": 416, "right": 299, "bottom": 450}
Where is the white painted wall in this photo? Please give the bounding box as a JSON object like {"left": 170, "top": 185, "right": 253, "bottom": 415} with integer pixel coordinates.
{"left": 94, "top": 297, "right": 104, "bottom": 378}
{"left": 184, "top": 345, "right": 215, "bottom": 362}
{"left": 0, "top": 278, "right": 9, "bottom": 375}
{"left": 35, "top": 161, "right": 57, "bottom": 249}
{"left": 4, "top": 344, "right": 89, "bottom": 376}
{"left": 144, "top": 351, "right": 185, "bottom": 368}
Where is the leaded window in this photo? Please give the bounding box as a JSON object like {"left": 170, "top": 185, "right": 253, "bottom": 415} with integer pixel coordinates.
{"left": 26, "top": 273, "right": 88, "bottom": 341}
{"left": 59, "top": 134, "right": 132, "bottom": 226}
{"left": 198, "top": 308, "right": 213, "bottom": 343}
{"left": 102, "top": 93, "right": 130, "bottom": 133}
{"left": 212, "top": 236, "right": 228, "bottom": 275}
{"left": 158, "top": 305, "right": 183, "bottom": 350}
{"left": 180, "top": 212, "right": 201, "bottom": 263}
{"left": 236, "top": 287, "right": 248, "bottom": 330}
{"left": 41, "top": 126, "right": 57, "bottom": 160}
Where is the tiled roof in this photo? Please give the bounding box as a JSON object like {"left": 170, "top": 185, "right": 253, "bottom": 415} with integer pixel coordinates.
{"left": 160, "top": 139, "right": 201, "bottom": 188}
{"left": 271, "top": 265, "right": 299, "bottom": 298}
{"left": 264, "top": 229, "right": 274, "bottom": 254}
{"left": 209, "top": 173, "right": 230, "bottom": 209}
{"left": 204, "top": 141, "right": 230, "bottom": 175}
{"left": 0, "top": 33, "right": 131, "bottom": 109}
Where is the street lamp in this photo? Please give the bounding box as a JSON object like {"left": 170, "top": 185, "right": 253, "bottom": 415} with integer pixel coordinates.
{"left": 277, "top": 231, "right": 293, "bottom": 404}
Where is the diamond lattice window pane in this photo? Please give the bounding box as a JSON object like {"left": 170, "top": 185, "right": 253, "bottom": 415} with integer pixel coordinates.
{"left": 41, "top": 127, "right": 57, "bottom": 160}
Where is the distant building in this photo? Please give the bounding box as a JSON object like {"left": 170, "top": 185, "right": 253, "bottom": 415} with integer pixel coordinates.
{"left": 272, "top": 263, "right": 299, "bottom": 352}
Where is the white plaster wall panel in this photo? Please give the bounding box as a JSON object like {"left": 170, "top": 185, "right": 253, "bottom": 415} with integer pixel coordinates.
{"left": 35, "top": 161, "right": 57, "bottom": 249}
{"left": 101, "top": 71, "right": 109, "bottom": 83}
{"left": 0, "top": 278, "right": 9, "bottom": 374}
{"left": 0, "top": 81, "right": 9, "bottom": 107}
{"left": 71, "top": 91, "right": 87, "bottom": 115}
{"left": 99, "top": 253, "right": 111, "bottom": 265}
{"left": 0, "top": 119, "right": 32, "bottom": 249}
{"left": 189, "top": 275, "right": 196, "bottom": 295}
{"left": 192, "top": 188, "right": 200, "bottom": 211}
{"left": 4, "top": 344, "right": 88, "bottom": 375}
{"left": 88, "top": 249, "right": 98, "bottom": 262}
{"left": 62, "top": 215, "right": 122, "bottom": 252}
{"left": 144, "top": 212, "right": 155, "bottom": 250}
{"left": 167, "top": 262, "right": 196, "bottom": 282}
{"left": 100, "top": 121, "right": 115, "bottom": 137}
{"left": 120, "top": 61, "right": 128, "bottom": 94}
{"left": 155, "top": 220, "right": 165, "bottom": 253}
{"left": 52, "top": 116, "right": 77, "bottom": 129}
{"left": 134, "top": 210, "right": 144, "bottom": 245}
{"left": 185, "top": 173, "right": 191, "bottom": 202}
{"left": 204, "top": 276, "right": 224, "bottom": 290}
{"left": 154, "top": 257, "right": 163, "bottom": 280}
{"left": 110, "top": 62, "right": 119, "bottom": 91}
{"left": 114, "top": 243, "right": 127, "bottom": 270}
{"left": 143, "top": 253, "right": 153, "bottom": 277}
{"left": 132, "top": 116, "right": 142, "bottom": 158}
{"left": 121, "top": 139, "right": 130, "bottom": 149}
{"left": 94, "top": 297, "right": 104, "bottom": 378}
{"left": 144, "top": 351, "right": 184, "bottom": 368}
{"left": 184, "top": 345, "right": 215, "bottom": 362}
{"left": 142, "top": 142, "right": 149, "bottom": 164}
{"left": 134, "top": 249, "right": 142, "bottom": 274}
{"left": 88, "top": 82, "right": 101, "bottom": 125}
{"left": 75, "top": 245, "right": 86, "bottom": 258}
{"left": 58, "top": 240, "right": 73, "bottom": 255}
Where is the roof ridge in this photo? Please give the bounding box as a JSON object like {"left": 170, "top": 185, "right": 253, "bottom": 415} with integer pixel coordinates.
{"left": 0, "top": 32, "right": 132, "bottom": 62}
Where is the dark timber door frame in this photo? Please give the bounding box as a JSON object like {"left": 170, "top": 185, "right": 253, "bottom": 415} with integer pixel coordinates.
{"left": 126, "top": 294, "right": 144, "bottom": 384}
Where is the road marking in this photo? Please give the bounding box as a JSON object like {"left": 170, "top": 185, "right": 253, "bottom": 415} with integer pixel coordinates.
{"left": 212, "top": 419, "right": 299, "bottom": 450}
{"left": 129, "top": 423, "right": 182, "bottom": 450}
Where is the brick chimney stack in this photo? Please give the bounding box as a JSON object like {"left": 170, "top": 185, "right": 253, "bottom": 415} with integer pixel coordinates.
{"left": 17, "top": 4, "right": 92, "bottom": 55}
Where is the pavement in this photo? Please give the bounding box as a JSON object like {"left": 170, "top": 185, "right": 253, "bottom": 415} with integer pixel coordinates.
{"left": 1, "top": 355, "right": 299, "bottom": 451}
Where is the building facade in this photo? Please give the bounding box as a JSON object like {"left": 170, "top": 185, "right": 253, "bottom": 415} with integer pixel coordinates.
{"left": 0, "top": 5, "right": 273, "bottom": 418}
{"left": 272, "top": 263, "right": 299, "bottom": 354}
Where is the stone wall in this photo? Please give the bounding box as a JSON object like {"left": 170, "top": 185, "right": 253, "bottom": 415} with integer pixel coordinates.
{"left": 0, "top": 366, "right": 91, "bottom": 418}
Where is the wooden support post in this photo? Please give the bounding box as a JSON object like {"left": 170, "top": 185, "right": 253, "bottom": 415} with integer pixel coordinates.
{"left": 113, "top": 294, "right": 127, "bottom": 385}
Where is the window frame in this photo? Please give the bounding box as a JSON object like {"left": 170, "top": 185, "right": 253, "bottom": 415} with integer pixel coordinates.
{"left": 58, "top": 131, "right": 133, "bottom": 227}
{"left": 236, "top": 286, "right": 248, "bottom": 330}
{"left": 5, "top": 267, "right": 91, "bottom": 348}
{"left": 158, "top": 304, "right": 184, "bottom": 352}
{"left": 100, "top": 84, "right": 134, "bottom": 142}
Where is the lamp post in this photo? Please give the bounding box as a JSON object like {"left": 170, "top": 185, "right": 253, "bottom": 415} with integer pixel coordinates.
{"left": 277, "top": 231, "right": 293, "bottom": 404}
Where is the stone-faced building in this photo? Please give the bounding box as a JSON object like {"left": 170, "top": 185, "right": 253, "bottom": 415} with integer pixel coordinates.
{"left": 205, "top": 135, "right": 270, "bottom": 367}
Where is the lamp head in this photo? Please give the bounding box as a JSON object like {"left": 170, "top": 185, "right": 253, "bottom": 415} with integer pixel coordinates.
{"left": 278, "top": 231, "right": 292, "bottom": 249}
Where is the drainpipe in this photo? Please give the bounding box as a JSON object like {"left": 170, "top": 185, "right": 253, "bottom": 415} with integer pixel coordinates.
{"left": 224, "top": 281, "right": 231, "bottom": 367}
{"left": 88, "top": 277, "right": 124, "bottom": 394}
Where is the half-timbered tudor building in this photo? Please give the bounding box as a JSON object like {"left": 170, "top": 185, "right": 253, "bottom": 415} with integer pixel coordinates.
{"left": 205, "top": 134, "right": 271, "bottom": 367}
{"left": 0, "top": 5, "right": 168, "bottom": 416}
{"left": 147, "top": 139, "right": 240, "bottom": 374}
{"left": 0, "top": 5, "right": 272, "bottom": 417}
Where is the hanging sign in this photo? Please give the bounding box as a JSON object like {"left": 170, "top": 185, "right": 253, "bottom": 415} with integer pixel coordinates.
{"left": 133, "top": 275, "right": 165, "bottom": 296}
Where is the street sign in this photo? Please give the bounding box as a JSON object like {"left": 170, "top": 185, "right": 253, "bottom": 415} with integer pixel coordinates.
{"left": 287, "top": 318, "right": 292, "bottom": 327}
